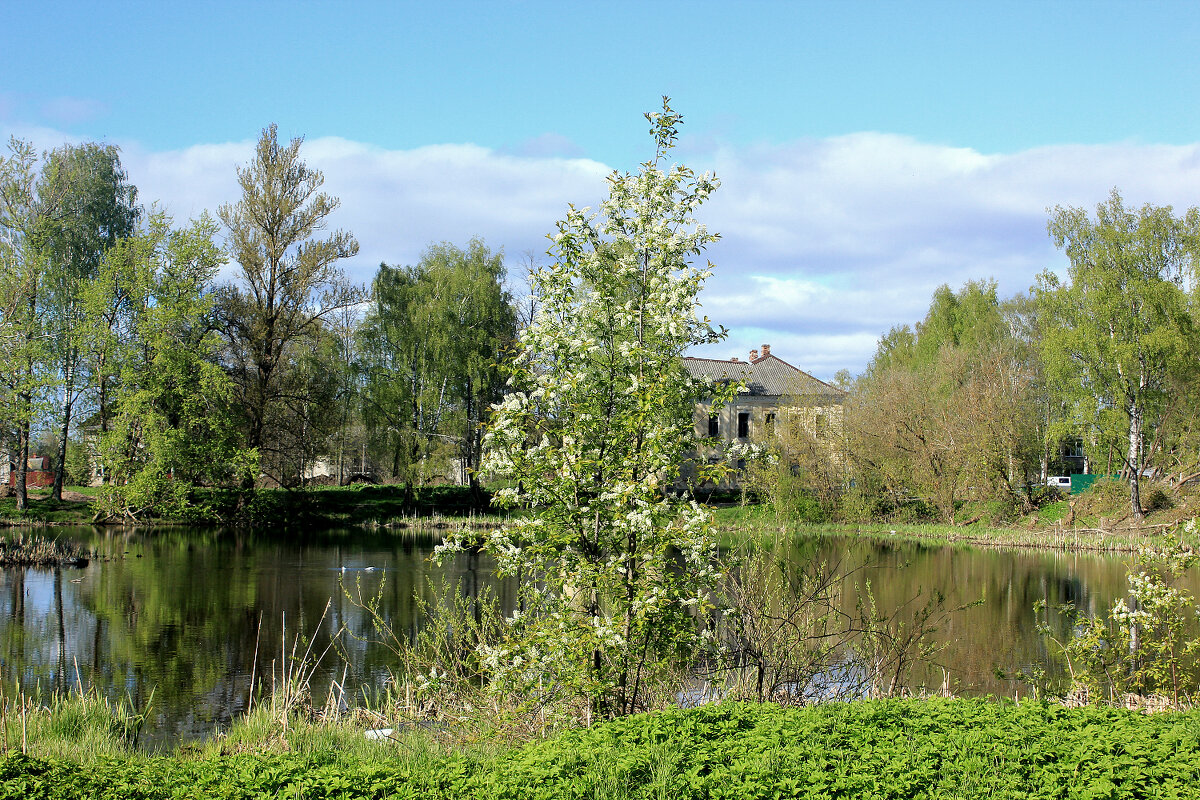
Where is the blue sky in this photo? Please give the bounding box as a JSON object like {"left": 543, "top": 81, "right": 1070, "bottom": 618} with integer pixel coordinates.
{"left": 5, "top": 1, "right": 1200, "bottom": 377}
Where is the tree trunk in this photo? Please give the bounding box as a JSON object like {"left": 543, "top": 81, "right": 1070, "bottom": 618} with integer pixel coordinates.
{"left": 14, "top": 417, "right": 29, "bottom": 511}
{"left": 53, "top": 371, "right": 74, "bottom": 501}
{"left": 1128, "top": 402, "right": 1144, "bottom": 520}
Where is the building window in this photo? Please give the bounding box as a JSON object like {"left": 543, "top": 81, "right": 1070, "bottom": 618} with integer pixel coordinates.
{"left": 814, "top": 412, "right": 828, "bottom": 439}
{"left": 1065, "top": 438, "right": 1085, "bottom": 459}
{"left": 766, "top": 412, "right": 776, "bottom": 427}
{"left": 738, "top": 412, "right": 750, "bottom": 438}
{"left": 708, "top": 414, "right": 719, "bottom": 437}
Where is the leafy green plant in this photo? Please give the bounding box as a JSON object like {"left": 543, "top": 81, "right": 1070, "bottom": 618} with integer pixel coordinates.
{"left": 1035, "top": 518, "right": 1200, "bottom": 704}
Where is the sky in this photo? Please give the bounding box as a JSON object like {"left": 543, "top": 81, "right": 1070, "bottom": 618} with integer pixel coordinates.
{"left": 5, "top": 0, "right": 1200, "bottom": 379}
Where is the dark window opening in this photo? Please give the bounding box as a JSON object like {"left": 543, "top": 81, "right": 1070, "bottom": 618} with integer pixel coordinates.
{"left": 766, "top": 412, "right": 776, "bottom": 427}
{"left": 708, "top": 414, "right": 719, "bottom": 437}
{"left": 815, "top": 412, "right": 828, "bottom": 439}
{"left": 737, "top": 412, "right": 750, "bottom": 438}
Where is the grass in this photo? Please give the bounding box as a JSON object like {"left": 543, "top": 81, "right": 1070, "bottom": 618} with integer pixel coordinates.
{"left": 0, "top": 483, "right": 510, "bottom": 531}
{"left": 713, "top": 479, "right": 1200, "bottom": 554}
{"left": 0, "top": 488, "right": 97, "bottom": 526}
{"left": 0, "top": 686, "right": 148, "bottom": 764}
{"left": 720, "top": 516, "right": 1170, "bottom": 554}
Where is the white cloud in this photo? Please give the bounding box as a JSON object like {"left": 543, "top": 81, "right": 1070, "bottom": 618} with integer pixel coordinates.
{"left": 7, "top": 123, "right": 1200, "bottom": 380}
{"left": 690, "top": 134, "right": 1200, "bottom": 377}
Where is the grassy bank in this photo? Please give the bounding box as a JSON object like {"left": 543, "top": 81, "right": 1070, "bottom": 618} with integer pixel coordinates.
{"left": 715, "top": 509, "right": 1158, "bottom": 553}
{"left": 714, "top": 482, "right": 1200, "bottom": 553}
{"left": 3, "top": 699, "right": 1200, "bottom": 799}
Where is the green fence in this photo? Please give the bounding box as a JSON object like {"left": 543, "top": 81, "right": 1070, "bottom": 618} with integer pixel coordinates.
{"left": 1070, "top": 473, "right": 1119, "bottom": 494}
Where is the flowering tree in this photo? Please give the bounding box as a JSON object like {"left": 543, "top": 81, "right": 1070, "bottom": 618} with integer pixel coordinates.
{"left": 444, "top": 100, "right": 729, "bottom": 718}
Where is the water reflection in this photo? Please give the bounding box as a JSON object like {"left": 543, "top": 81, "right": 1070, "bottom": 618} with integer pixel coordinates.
{"left": 0, "top": 527, "right": 1193, "bottom": 747}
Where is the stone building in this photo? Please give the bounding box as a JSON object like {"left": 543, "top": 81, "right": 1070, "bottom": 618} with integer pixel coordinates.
{"left": 682, "top": 344, "right": 847, "bottom": 487}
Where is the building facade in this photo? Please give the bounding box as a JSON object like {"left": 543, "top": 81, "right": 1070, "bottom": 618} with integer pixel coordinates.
{"left": 682, "top": 344, "right": 847, "bottom": 488}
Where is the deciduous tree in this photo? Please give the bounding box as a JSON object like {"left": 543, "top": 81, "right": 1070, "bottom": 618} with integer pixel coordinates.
{"left": 217, "top": 124, "right": 363, "bottom": 486}
{"left": 38, "top": 143, "right": 139, "bottom": 499}
{"left": 444, "top": 100, "right": 728, "bottom": 717}
{"left": 357, "top": 240, "right": 515, "bottom": 501}
{"left": 0, "top": 138, "right": 65, "bottom": 510}
{"left": 1038, "top": 190, "right": 1200, "bottom": 519}
{"left": 85, "top": 212, "right": 254, "bottom": 519}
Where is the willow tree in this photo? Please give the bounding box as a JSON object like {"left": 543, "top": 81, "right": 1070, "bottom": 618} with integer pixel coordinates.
{"left": 445, "top": 100, "right": 729, "bottom": 717}
{"left": 1038, "top": 190, "right": 1200, "bottom": 519}
{"left": 217, "top": 125, "right": 363, "bottom": 486}
{"left": 358, "top": 239, "right": 515, "bottom": 500}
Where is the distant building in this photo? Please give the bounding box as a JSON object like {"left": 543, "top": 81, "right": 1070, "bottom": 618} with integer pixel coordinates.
{"left": 4, "top": 453, "right": 54, "bottom": 488}
{"left": 682, "top": 344, "right": 847, "bottom": 488}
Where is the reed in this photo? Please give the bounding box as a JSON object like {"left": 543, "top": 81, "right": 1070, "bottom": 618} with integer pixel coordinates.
{"left": 0, "top": 532, "right": 92, "bottom": 566}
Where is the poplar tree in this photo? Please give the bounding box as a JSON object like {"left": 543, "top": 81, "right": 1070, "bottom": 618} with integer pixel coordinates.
{"left": 217, "top": 125, "right": 363, "bottom": 486}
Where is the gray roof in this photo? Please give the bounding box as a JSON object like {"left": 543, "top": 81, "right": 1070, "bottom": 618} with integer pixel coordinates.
{"left": 683, "top": 354, "right": 846, "bottom": 402}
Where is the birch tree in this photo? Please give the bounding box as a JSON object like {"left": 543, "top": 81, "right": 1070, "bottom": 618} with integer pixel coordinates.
{"left": 1038, "top": 189, "right": 1200, "bottom": 520}
{"left": 0, "top": 139, "right": 62, "bottom": 510}
{"left": 38, "top": 143, "right": 139, "bottom": 498}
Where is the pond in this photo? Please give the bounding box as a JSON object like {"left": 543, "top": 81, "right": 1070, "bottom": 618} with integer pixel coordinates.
{"left": 0, "top": 526, "right": 1192, "bottom": 748}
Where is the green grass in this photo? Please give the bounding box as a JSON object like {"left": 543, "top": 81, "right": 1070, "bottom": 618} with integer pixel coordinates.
{"left": 0, "top": 489, "right": 97, "bottom": 526}
{"left": 713, "top": 500, "right": 1165, "bottom": 554}
{"left": 4, "top": 699, "right": 1200, "bottom": 799}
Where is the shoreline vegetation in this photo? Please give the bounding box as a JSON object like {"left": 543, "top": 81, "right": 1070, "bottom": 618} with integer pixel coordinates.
{"left": 2, "top": 695, "right": 1199, "bottom": 799}
{"left": 6, "top": 479, "right": 1197, "bottom": 556}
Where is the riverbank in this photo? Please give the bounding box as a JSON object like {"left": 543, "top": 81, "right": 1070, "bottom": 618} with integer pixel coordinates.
{"left": 3, "top": 699, "right": 1198, "bottom": 799}
{"left": 0, "top": 484, "right": 504, "bottom": 530}
{"left": 7, "top": 479, "right": 1195, "bottom": 555}
{"left": 715, "top": 481, "right": 1200, "bottom": 553}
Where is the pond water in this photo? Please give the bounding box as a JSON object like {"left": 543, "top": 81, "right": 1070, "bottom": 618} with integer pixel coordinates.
{"left": 0, "top": 526, "right": 1193, "bottom": 748}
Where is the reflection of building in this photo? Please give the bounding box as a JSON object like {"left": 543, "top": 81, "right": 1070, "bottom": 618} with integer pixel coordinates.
{"left": 682, "top": 345, "right": 847, "bottom": 485}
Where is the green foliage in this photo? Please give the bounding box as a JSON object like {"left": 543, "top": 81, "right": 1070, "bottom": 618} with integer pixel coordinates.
{"left": 444, "top": 100, "right": 728, "bottom": 718}
{"left": 0, "top": 138, "right": 59, "bottom": 510}
{"left": 37, "top": 142, "right": 140, "bottom": 499}
{"left": 1037, "top": 519, "right": 1200, "bottom": 704}
{"left": 357, "top": 239, "right": 516, "bottom": 494}
{"left": 1038, "top": 189, "right": 1200, "bottom": 519}
{"left": 84, "top": 212, "right": 256, "bottom": 519}
{"left": 5, "top": 701, "right": 1200, "bottom": 799}
{"left": 848, "top": 281, "right": 1039, "bottom": 523}
{"left": 216, "top": 124, "right": 364, "bottom": 486}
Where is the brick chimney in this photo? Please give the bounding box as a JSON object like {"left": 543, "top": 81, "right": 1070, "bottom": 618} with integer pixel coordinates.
{"left": 761, "top": 344, "right": 770, "bottom": 358}
{"left": 730, "top": 356, "right": 739, "bottom": 362}
{"left": 749, "top": 348, "right": 758, "bottom": 362}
